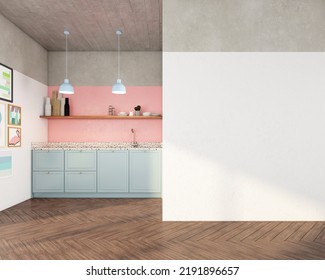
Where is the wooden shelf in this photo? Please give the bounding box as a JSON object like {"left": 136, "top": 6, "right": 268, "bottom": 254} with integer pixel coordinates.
{"left": 40, "top": 115, "right": 162, "bottom": 120}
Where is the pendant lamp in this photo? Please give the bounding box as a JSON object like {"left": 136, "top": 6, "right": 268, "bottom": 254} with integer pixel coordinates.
{"left": 112, "top": 30, "right": 126, "bottom": 94}
{"left": 59, "top": 30, "right": 74, "bottom": 94}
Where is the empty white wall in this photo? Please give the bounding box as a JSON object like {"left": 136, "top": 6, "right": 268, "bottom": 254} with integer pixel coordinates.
{"left": 163, "top": 0, "right": 325, "bottom": 221}
{"left": 0, "top": 71, "right": 47, "bottom": 211}
{"left": 163, "top": 53, "right": 325, "bottom": 220}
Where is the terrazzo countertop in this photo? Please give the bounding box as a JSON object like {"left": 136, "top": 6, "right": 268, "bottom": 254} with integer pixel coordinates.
{"left": 32, "top": 142, "right": 162, "bottom": 151}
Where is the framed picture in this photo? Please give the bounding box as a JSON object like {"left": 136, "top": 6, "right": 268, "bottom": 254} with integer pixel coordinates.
{"left": 0, "top": 150, "right": 12, "bottom": 177}
{"left": 0, "top": 63, "right": 13, "bottom": 103}
{"left": 0, "top": 102, "right": 6, "bottom": 147}
{"left": 8, "top": 126, "right": 21, "bottom": 147}
{"left": 7, "top": 104, "right": 21, "bottom": 126}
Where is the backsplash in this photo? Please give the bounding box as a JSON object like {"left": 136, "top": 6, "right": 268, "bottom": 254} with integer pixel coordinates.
{"left": 47, "top": 86, "right": 162, "bottom": 142}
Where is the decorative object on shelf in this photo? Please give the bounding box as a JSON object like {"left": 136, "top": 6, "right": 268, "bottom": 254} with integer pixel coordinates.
{"left": 0, "top": 63, "right": 13, "bottom": 103}
{"left": 129, "top": 111, "right": 134, "bottom": 116}
{"left": 60, "top": 97, "right": 66, "bottom": 116}
{"left": 45, "top": 97, "right": 51, "bottom": 117}
{"left": 134, "top": 105, "right": 141, "bottom": 116}
{"left": 51, "top": 91, "right": 60, "bottom": 116}
{"left": 57, "top": 92, "right": 65, "bottom": 116}
{"left": 7, "top": 104, "right": 21, "bottom": 126}
{"left": 8, "top": 126, "right": 21, "bottom": 147}
{"left": 108, "top": 105, "right": 115, "bottom": 116}
{"left": 59, "top": 30, "right": 74, "bottom": 95}
{"left": 142, "top": 112, "right": 151, "bottom": 116}
{"left": 0, "top": 102, "right": 6, "bottom": 148}
{"left": 0, "top": 150, "right": 12, "bottom": 177}
{"left": 112, "top": 30, "right": 126, "bottom": 94}
{"left": 64, "top": 98, "right": 70, "bottom": 116}
{"left": 118, "top": 112, "right": 128, "bottom": 116}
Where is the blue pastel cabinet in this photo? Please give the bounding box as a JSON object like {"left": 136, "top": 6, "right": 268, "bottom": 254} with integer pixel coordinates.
{"left": 97, "top": 151, "right": 128, "bottom": 193}
{"left": 33, "top": 172, "right": 64, "bottom": 192}
{"left": 65, "top": 172, "right": 97, "bottom": 192}
{"left": 33, "top": 151, "right": 64, "bottom": 193}
{"left": 32, "top": 149, "right": 161, "bottom": 197}
{"left": 65, "top": 150, "right": 96, "bottom": 171}
{"left": 65, "top": 151, "right": 96, "bottom": 192}
{"left": 130, "top": 150, "right": 162, "bottom": 193}
{"left": 33, "top": 150, "right": 64, "bottom": 171}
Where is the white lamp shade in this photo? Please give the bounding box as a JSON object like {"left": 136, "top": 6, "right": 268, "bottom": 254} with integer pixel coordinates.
{"left": 59, "top": 79, "right": 74, "bottom": 94}
{"left": 112, "top": 79, "right": 126, "bottom": 94}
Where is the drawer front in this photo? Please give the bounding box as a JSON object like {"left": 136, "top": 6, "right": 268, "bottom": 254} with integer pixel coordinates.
{"left": 65, "top": 151, "right": 96, "bottom": 171}
{"left": 33, "top": 172, "right": 64, "bottom": 192}
{"left": 130, "top": 150, "right": 162, "bottom": 193}
{"left": 97, "top": 151, "right": 128, "bottom": 193}
{"left": 33, "top": 151, "right": 64, "bottom": 171}
{"left": 65, "top": 172, "right": 96, "bottom": 192}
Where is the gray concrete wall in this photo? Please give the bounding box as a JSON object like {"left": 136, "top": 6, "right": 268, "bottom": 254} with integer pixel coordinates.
{"left": 163, "top": 0, "right": 325, "bottom": 52}
{"left": 0, "top": 14, "right": 47, "bottom": 84}
{"left": 48, "top": 51, "right": 162, "bottom": 86}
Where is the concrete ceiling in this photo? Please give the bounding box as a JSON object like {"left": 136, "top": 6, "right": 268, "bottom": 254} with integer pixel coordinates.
{"left": 0, "top": 0, "right": 162, "bottom": 51}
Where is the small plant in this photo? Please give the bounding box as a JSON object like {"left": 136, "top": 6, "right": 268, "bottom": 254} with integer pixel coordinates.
{"left": 134, "top": 105, "right": 141, "bottom": 111}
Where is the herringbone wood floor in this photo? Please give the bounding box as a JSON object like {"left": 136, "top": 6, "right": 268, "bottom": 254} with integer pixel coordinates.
{"left": 0, "top": 198, "right": 324, "bottom": 259}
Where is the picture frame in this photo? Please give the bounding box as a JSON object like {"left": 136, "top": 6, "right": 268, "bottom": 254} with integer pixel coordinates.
{"left": 0, "top": 150, "right": 12, "bottom": 177}
{"left": 8, "top": 126, "right": 21, "bottom": 148}
{"left": 0, "top": 102, "right": 6, "bottom": 148}
{"left": 0, "top": 63, "right": 13, "bottom": 103}
{"left": 7, "top": 104, "right": 21, "bottom": 126}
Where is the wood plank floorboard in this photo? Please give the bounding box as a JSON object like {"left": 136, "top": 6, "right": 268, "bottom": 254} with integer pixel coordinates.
{"left": 0, "top": 198, "right": 324, "bottom": 260}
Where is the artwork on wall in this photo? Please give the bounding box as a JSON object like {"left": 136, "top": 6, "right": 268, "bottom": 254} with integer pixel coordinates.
{"left": 0, "top": 63, "right": 13, "bottom": 103}
{"left": 0, "top": 102, "right": 6, "bottom": 148}
{"left": 0, "top": 150, "right": 12, "bottom": 177}
{"left": 7, "top": 104, "right": 21, "bottom": 126}
{"left": 8, "top": 126, "right": 21, "bottom": 147}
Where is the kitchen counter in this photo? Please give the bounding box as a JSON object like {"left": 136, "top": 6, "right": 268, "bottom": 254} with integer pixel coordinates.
{"left": 32, "top": 142, "right": 162, "bottom": 151}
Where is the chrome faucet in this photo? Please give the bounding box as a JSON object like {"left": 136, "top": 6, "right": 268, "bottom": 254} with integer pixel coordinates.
{"left": 131, "top": 128, "right": 138, "bottom": 147}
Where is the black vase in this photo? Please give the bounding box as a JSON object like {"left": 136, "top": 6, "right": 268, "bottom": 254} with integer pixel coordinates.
{"left": 64, "top": 98, "right": 70, "bottom": 116}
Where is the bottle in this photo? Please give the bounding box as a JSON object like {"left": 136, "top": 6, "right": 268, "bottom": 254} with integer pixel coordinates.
{"left": 61, "top": 97, "right": 65, "bottom": 116}
{"left": 64, "top": 98, "right": 70, "bottom": 116}
{"left": 51, "top": 91, "right": 60, "bottom": 116}
{"left": 45, "top": 97, "right": 51, "bottom": 116}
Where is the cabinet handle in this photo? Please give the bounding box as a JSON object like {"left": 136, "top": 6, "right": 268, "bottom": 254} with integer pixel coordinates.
{"left": 47, "top": 172, "right": 50, "bottom": 174}
{"left": 79, "top": 172, "right": 82, "bottom": 174}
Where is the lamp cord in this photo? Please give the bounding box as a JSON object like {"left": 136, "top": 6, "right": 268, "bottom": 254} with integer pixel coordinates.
{"left": 65, "top": 33, "right": 68, "bottom": 79}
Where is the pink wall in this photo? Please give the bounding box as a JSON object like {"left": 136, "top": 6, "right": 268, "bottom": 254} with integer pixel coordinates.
{"left": 47, "top": 86, "right": 162, "bottom": 142}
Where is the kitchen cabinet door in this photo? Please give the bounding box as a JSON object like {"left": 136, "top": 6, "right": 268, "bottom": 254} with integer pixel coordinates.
{"left": 33, "top": 172, "right": 64, "bottom": 192}
{"left": 33, "top": 151, "right": 64, "bottom": 171}
{"left": 65, "top": 150, "right": 96, "bottom": 171}
{"left": 65, "top": 172, "right": 96, "bottom": 192}
{"left": 97, "top": 151, "right": 128, "bottom": 193}
{"left": 130, "top": 150, "right": 161, "bottom": 193}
